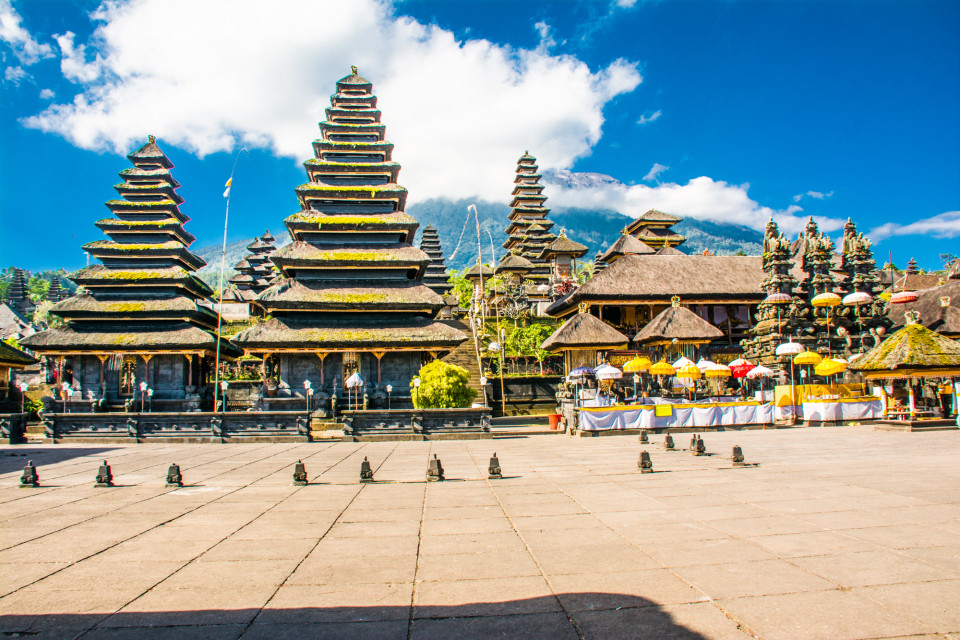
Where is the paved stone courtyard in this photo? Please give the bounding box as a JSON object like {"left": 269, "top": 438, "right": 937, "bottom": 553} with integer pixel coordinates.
{"left": 1, "top": 427, "right": 958, "bottom": 640}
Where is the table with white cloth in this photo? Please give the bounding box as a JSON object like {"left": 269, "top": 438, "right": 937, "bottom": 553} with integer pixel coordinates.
{"left": 801, "top": 397, "right": 882, "bottom": 422}
{"left": 577, "top": 401, "right": 774, "bottom": 431}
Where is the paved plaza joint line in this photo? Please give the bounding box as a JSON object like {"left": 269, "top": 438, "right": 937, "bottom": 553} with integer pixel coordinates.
{"left": 1, "top": 427, "right": 959, "bottom": 640}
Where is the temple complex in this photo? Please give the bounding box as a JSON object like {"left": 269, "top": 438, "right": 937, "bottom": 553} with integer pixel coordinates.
{"left": 22, "top": 136, "right": 240, "bottom": 411}
{"left": 234, "top": 68, "right": 467, "bottom": 409}
{"left": 418, "top": 225, "right": 453, "bottom": 297}
{"left": 502, "top": 153, "right": 556, "bottom": 285}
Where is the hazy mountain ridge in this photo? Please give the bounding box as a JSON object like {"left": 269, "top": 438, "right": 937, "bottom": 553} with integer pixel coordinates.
{"left": 189, "top": 203, "right": 765, "bottom": 287}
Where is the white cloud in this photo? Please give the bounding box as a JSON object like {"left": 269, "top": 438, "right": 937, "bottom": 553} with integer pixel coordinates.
{"left": 3, "top": 64, "right": 26, "bottom": 84}
{"left": 55, "top": 31, "right": 101, "bottom": 83}
{"left": 545, "top": 173, "right": 845, "bottom": 237}
{"left": 871, "top": 211, "right": 960, "bottom": 240}
{"left": 534, "top": 20, "right": 556, "bottom": 52}
{"left": 0, "top": 0, "right": 53, "bottom": 65}
{"left": 636, "top": 109, "right": 661, "bottom": 125}
{"left": 22, "top": 0, "right": 642, "bottom": 205}
{"left": 792, "top": 189, "right": 834, "bottom": 203}
{"left": 38, "top": 87, "right": 54, "bottom": 99}
{"left": 616, "top": 0, "right": 638, "bottom": 7}
{"left": 642, "top": 162, "right": 668, "bottom": 182}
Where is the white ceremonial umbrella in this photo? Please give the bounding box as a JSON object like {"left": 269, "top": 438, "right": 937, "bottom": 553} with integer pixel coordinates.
{"left": 695, "top": 358, "right": 715, "bottom": 372}
{"left": 594, "top": 364, "right": 623, "bottom": 380}
{"left": 672, "top": 356, "right": 695, "bottom": 369}
{"left": 345, "top": 372, "right": 364, "bottom": 411}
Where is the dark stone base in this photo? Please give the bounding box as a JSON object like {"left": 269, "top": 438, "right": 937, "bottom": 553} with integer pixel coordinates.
{"left": 340, "top": 407, "right": 492, "bottom": 441}
{"left": 0, "top": 413, "right": 28, "bottom": 444}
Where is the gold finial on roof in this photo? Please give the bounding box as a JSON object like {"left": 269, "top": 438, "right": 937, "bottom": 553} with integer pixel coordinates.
{"left": 578, "top": 302, "right": 590, "bottom": 314}
{"left": 148, "top": 134, "right": 155, "bottom": 143}
{"left": 671, "top": 295, "right": 680, "bottom": 307}
{"left": 941, "top": 296, "right": 951, "bottom": 308}
{"left": 904, "top": 310, "right": 920, "bottom": 325}
{"left": 351, "top": 65, "right": 358, "bottom": 75}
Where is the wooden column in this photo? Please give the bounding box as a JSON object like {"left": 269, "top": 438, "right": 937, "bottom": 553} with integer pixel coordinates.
{"left": 97, "top": 354, "right": 108, "bottom": 391}
{"left": 185, "top": 354, "right": 193, "bottom": 387}
{"left": 373, "top": 351, "right": 385, "bottom": 383}
{"left": 315, "top": 352, "right": 326, "bottom": 386}
{"left": 142, "top": 354, "right": 153, "bottom": 387}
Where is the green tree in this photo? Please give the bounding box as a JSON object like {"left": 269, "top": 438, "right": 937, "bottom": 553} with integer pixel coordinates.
{"left": 411, "top": 360, "right": 477, "bottom": 409}
{"left": 518, "top": 323, "right": 556, "bottom": 375}
{"left": 447, "top": 268, "right": 473, "bottom": 310}
{"left": 576, "top": 262, "right": 594, "bottom": 284}
{"left": 27, "top": 275, "right": 49, "bottom": 302}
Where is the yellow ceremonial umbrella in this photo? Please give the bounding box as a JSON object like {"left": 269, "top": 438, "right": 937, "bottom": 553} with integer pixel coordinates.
{"left": 623, "top": 356, "right": 652, "bottom": 373}
{"left": 704, "top": 363, "right": 732, "bottom": 378}
{"left": 677, "top": 364, "right": 702, "bottom": 379}
{"left": 649, "top": 359, "right": 676, "bottom": 376}
{"left": 815, "top": 357, "right": 847, "bottom": 377}
{"left": 793, "top": 350, "right": 822, "bottom": 366}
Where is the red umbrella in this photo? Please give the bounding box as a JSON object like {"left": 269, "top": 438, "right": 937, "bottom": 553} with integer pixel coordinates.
{"left": 728, "top": 358, "right": 755, "bottom": 379}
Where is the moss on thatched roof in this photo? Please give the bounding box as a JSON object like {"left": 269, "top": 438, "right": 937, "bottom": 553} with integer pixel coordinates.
{"left": 848, "top": 321, "right": 960, "bottom": 377}
{"left": 0, "top": 339, "right": 37, "bottom": 367}
{"left": 21, "top": 323, "right": 241, "bottom": 357}
{"left": 232, "top": 316, "right": 466, "bottom": 350}
{"left": 541, "top": 312, "right": 629, "bottom": 352}
{"left": 632, "top": 304, "right": 725, "bottom": 345}
{"left": 255, "top": 279, "right": 443, "bottom": 312}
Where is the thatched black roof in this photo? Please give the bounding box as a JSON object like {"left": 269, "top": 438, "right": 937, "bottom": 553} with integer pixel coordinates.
{"left": 886, "top": 281, "right": 960, "bottom": 337}
{"left": 541, "top": 312, "right": 629, "bottom": 352}
{"left": 632, "top": 304, "right": 725, "bottom": 345}
{"left": 232, "top": 316, "right": 466, "bottom": 351}
{"left": 546, "top": 254, "right": 765, "bottom": 316}
{"left": 21, "top": 323, "right": 241, "bottom": 357}
{"left": 599, "top": 234, "right": 655, "bottom": 263}
{"left": 0, "top": 339, "right": 37, "bottom": 367}
{"left": 254, "top": 279, "right": 443, "bottom": 313}
{"left": 849, "top": 319, "right": 960, "bottom": 378}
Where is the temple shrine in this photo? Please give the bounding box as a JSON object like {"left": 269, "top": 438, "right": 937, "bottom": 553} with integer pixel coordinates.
{"left": 22, "top": 137, "right": 240, "bottom": 411}
{"left": 219, "top": 231, "right": 278, "bottom": 319}
{"left": 623, "top": 209, "right": 686, "bottom": 248}
{"left": 234, "top": 67, "right": 467, "bottom": 409}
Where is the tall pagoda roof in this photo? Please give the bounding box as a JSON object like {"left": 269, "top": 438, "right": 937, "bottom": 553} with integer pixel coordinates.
{"left": 21, "top": 137, "right": 232, "bottom": 358}
{"left": 232, "top": 68, "right": 466, "bottom": 353}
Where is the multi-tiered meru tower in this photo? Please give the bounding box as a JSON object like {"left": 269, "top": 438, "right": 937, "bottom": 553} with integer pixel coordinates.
{"left": 502, "top": 152, "right": 556, "bottom": 284}
{"left": 224, "top": 231, "right": 278, "bottom": 303}
{"left": 235, "top": 68, "right": 466, "bottom": 406}
{"left": 23, "top": 137, "right": 240, "bottom": 409}
{"left": 419, "top": 225, "right": 452, "bottom": 297}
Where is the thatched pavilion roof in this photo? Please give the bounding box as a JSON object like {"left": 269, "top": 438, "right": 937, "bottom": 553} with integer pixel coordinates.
{"left": 546, "top": 254, "right": 765, "bottom": 316}
{"left": 655, "top": 246, "right": 685, "bottom": 256}
{"left": 886, "top": 281, "right": 960, "bottom": 337}
{"left": 598, "top": 234, "right": 655, "bottom": 263}
{"left": 848, "top": 317, "right": 960, "bottom": 379}
{"left": 541, "top": 312, "right": 629, "bottom": 352}
{"left": 632, "top": 301, "right": 725, "bottom": 346}
{"left": 495, "top": 253, "right": 535, "bottom": 274}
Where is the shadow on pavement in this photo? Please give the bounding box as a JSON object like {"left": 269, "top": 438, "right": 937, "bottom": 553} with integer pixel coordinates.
{"left": 0, "top": 594, "right": 714, "bottom": 639}
{"left": 0, "top": 447, "right": 119, "bottom": 474}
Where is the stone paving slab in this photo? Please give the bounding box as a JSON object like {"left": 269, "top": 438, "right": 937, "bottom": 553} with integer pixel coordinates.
{"left": 0, "top": 426, "right": 958, "bottom": 639}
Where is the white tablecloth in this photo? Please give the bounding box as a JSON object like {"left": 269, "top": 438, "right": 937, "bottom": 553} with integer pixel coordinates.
{"left": 802, "top": 398, "right": 882, "bottom": 422}
{"left": 578, "top": 402, "right": 774, "bottom": 431}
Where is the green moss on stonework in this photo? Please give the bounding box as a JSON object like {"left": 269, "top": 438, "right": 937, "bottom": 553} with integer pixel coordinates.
{"left": 90, "top": 269, "right": 186, "bottom": 280}
{"left": 313, "top": 251, "right": 394, "bottom": 262}
{"left": 106, "top": 199, "right": 177, "bottom": 207}
{"left": 287, "top": 213, "right": 408, "bottom": 225}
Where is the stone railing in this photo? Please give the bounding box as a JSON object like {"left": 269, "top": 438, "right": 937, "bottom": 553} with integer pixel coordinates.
{"left": 40, "top": 411, "right": 309, "bottom": 443}
{"left": 341, "top": 407, "right": 492, "bottom": 440}
{"left": 0, "top": 413, "right": 28, "bottom": 444}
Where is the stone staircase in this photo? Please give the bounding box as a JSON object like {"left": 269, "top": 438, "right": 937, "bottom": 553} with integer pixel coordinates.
{"left": 25, "top": 423, "right": 48, "bottom": 444}
{"left": 440, "top": 319, "right": 484, "bottom": 397}
{"left": 309, "top": 417, "right": 343, "bottom": 440}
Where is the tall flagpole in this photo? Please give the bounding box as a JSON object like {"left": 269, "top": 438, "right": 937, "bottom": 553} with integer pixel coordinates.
{"left": 213, "top": 148, "right": 248, "bottom": 411}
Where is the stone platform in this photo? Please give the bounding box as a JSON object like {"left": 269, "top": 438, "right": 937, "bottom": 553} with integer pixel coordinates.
{"left": 1, "top": 427, "right": 958, "bottom": 639}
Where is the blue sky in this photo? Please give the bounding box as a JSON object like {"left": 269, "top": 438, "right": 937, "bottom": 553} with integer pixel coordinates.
{"left": 1, "top": 0, "right": 958, "bottom": 272}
